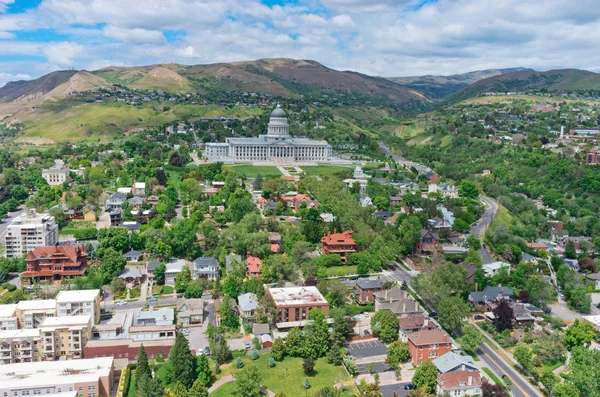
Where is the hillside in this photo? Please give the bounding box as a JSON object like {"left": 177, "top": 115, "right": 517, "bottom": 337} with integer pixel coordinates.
{"left": 387, "top": 67, "right": 531, "bottom": 98}
{"left": 0, "top": 70, "right": 78, "bottom": 103}
{"left": 449, "top": 68, "right": 599, "bottom": 102}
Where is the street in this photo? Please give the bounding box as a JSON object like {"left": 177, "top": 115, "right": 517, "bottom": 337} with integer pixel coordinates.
{"left": 471, "top": 196, "right": 498, "bottom": 264}
{"left": 477, "top": 343, "right": 542, "bottom": 397}
{"left": 384, "top": 262, "right": 417, "bottom": 284}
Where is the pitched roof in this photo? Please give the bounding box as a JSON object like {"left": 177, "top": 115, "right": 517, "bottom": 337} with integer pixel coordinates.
{"left": 469, "top": 285, "right": 514, "bottom": 303}
{"left": 433, "top": 352, "right": 476, "bottom": 373}
{"left": 238, "top": 293, "right": 259, "bottom": 312}
{"left": 399, "top": 314, "right": 427, "bottom": 330}
{"left": 26, "top": 244, "right": 85, "bottom": 264}
{"left": 437, "top": 371, "right": 482, "bottom": 391}
{"left": 321, "top": 230, "right": 356, "bottom": 246}
{"left": 408, "top": 329, "right": 452, "bottom": 346}
{"left": 356, "top": 279, "right": 382, "bottom": 290}
{"left": 252, "top": 323, "right": 270, "bottom": 335}
{"left": 420, "top": 229, "right": 440, "bottom": 240}
{"left": 247, "top": 256, "right": 262, "bottom": 273}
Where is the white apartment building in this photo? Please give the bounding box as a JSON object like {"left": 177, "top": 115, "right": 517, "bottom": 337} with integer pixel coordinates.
{"left": 56, "top": 289, "right": 101, "bottom": 325}
{"left": 38, "top": 315, "right": 92, "bottom": 360}
{"left": 15, "top": 299, "right": 57, "bottom": 329}
{"left": 0, "top": 328, "right": 40, "bottom": 364}
{"left": 0, "top": 304, "right": 18, "bottom": 330}
{"left": 42, "top": 166, "right": 71, "bottom": 186}
{"left": 2, "top": 210, "right": 58, "bottom": 258}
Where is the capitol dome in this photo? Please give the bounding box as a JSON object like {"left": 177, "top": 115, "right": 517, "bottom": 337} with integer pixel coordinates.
{"left": 271, "top": 104, "right": 286, "bottom": 118}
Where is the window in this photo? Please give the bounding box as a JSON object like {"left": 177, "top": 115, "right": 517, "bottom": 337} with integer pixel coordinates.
{"left": 88, "top": 386, "right": 96, "bottom": 391}
{"left": 79, "top": 387, "right": 83, "bottom": 392}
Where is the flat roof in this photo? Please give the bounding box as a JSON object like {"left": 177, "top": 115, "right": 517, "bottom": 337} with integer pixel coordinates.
{"left": 267, "top": 286, "right": 327, "bottom": 307}
{"left": 56, "top": 289, "right": 100, "bottom": 302}
{"left": 0, "top": 328, "right": 40, "bottom": 339}
{"left": 0, "top": 357, "right": 113, "bottom": 388}
{"left": 86, "top": 338, "right": 175, "bottom": 348}
{"left": 16, "top": 299, "right": 57, "bottom": 311}
{"left": 0, "top": 303, "right": 17, "bottom": 318}
{"left": 40, "top": 315, "right": 91, "bottom": 328}
{"left": 129, "top": 325, "right": 176, "bottom": 333}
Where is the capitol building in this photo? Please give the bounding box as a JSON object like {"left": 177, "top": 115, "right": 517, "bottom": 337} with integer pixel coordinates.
{"left": 205, "top": 105, "right": 332, "bottom": 163}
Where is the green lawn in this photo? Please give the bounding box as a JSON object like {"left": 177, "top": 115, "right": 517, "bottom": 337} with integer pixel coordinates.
{"left": 216, "top": 355, "right": 350, "bottom": 396}
{"left": 152, "top": 285, "right": 174, "bottom": 295}
{"left": 489, "top": 203, "right": 512, "bottom": 231}
{"left": 299, "top": 165, "right": 354, "bottom": 176}
{"left": 209, "top": 381, "right": 236, "bottom": 396}
{"left": 227, "top": 165, "right": 282, "bottom": 178}
{"left": 324, "top": 265, "right": 358, "bottom": 276}
{"left": 59, "top": 220, "right": 96, "bottom": 235}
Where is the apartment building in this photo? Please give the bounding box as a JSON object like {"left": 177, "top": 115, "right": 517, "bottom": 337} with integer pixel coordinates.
{"left": 407, "top": 328, "right": 453, "bottom": 365}
{"left": 42, "top": 166, "right": 71, "bottom": 186}
{"left": 0, "top": 357, "right": 114, "bottom": 397}
{"left": 0, "top": 304, "right": 18, "bottom": 330}
{"left": 0, "top": 328, "right": 41, "bottom": 364}
{"left": 267, "top": 286, "right": 330, "bottom": 326}
{"left": 15, "top": 299, "right": 57, "bottom": 329}
{"left": 21, "top": 244, "right": 88, "bottom": 285}
{"left": 56, "top": 289, "right": 101, "bottom": 324}
{"left": 2, "top": 211, "right": 58, "bottom": 258}
{"left": 38, "top": 315, "right": 92, "bottom": 360}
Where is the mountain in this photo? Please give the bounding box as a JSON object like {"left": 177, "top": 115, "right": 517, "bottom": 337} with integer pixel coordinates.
{"left": 450, "top": 68, "right": 599, "bottom": 102}
{"left": 386, "top": 67, "right": 532, "bottom": 99}
{"left": 0, "top": 70, "right": 78, "bottom": 103}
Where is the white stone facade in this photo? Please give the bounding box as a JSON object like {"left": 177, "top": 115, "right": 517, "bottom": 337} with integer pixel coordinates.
{"left": 205, "top": 105, "right": 332, "bottom": 163}
{"left": 2, "top": 211, "right": 58, "bottom": 258}
{"left": 42, "top": 166, "right": 70, "bottom": 186}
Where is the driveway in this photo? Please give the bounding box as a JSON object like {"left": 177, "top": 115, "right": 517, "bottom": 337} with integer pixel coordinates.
{"left": 227, "top": 337, "right": 249, "bottom": 351}
{"left": 356, "top": 361, "right": 390, "bottom": 375}
{"left": 188, "top": 324, "right": 210, "bottom": 353}
{"left": 548, "top": 300, "right": 582, "bottom": 323}
{"left": 346, "top": 340, "right": 388, "bottom": 359}
{"left": 380, "top": 383, "right": 411, "bottom": 397}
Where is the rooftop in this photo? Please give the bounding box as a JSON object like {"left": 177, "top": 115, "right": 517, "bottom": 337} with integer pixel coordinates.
{"left": 408, "top": 329, "right": 452, "bottom": 346}
{"left": 0, "top": 357, "right": 113, "bottom": 388}
{"left": 40, "top": 315, "right": 91, "bottom": 328}
{"left": 321, "top": 230, "right": 356, "bottom": 246}
{"left": 238, "top": 293, "right": 259, "bottom": 312}
{"left": 268, "top": 286, "right": 327, "bottom": 307}
{"left": 56, "top": 289, "right": 100, "bottom": 302}
{"left": 433, "top": 352, "right": 476, "bottom": 373}
{"left": 0, "top": 328, "right": 40, "bottom": 339}
{"left": 0, "top": 303, "right": 17, "bottom": 318}
{"left": 437, "top": 371, "right": 482, "bottom": 391}
{"left": 16, "top": 299, "right": 57, "bottom": 311}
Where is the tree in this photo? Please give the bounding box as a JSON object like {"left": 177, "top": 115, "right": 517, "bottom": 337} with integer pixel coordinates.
{"left": 412, "top": 360, "right": 438, "bottom": 394}
{"left": 303, "top": 357, "right": 315, "bottom": 375}
{"left": 234, "top": 364, "right": 262, "bottom": 397}
{"left": 197, "top": 353, "right": 212, "bottom": 385}
{"left": 98, "top": 227, "right": 130, "bottom": 254}
{"left": 175, "top": 265, "right": 192, "bottom": 293}
{"left": 271, "top": 337, "right": 286, "bottom": 361}
{"left": 168, "top": 332, "right": 197, "bottom": 389}
{"left": 457, "top": 324, "right": 483, "bottom": 354}
{"left": 213, "top": 338, "right": 232, "bottom": 365}
{"left": 235, "top": 357, "right": 244, "bottom": 368}
{"left": 188, "top": 379, "right": 209, "bottom": 397}
{"left": 303, "top": 378, "right": 311, "bottom": 390}
{"left": 386, "top": 341, "right": 410, "bottom": 369}
{"left": 136, "top": 345, "right": 151, "bottom": 390}
{"left": 151, "top": 262, "right": 165, "bottom": 285}
{"left": 252, "top": 350, "right": 259, "bottom": 360}
{"left": 172, "top": 382, "right": 188, "bottom": 397}
{"left": 565, "top": 319, "right": 598, "bottom": 350}
{"left": 155, "top": 241, "right": 172, "bottom": 261}
{"left": 459, "top": 181, "right": 479, "bottom": 199}
{"left": 492, "top": 300, "right": 513, "bottom": 332}
{"left": 552, "top": 383, "right": 580, "bottom": 397}
{"left": 269, "top": 357, "right": 276, "bottom": 367}
{"left": 564, "top": 240, "right": 576, "bottom": 259}
{"left": 253, "top": 174, "right": 263, "bottom": 191}
{"left": 99, "top": 248, "right": 126, "bottom": 283}
{"left": 532, "top": 332, "right": 567, "bottom": 364}
{"left": 514, "top": 344, "right": 536, "bottom": 376}
{"left": 539, "top": 368, "right": 559, "bottom": 393}
{"left": 110, "top": 278, "right": 126, "bottom": 294}
{"left": 578, "top": 257, "right": 597, "bottom": 273}
{"left": 219, "top": 298, "right": 240, "bottom": 329}
{"left": 481, "top": 381, "right": 508, "bottom": 397}
{"left": 137, "top": 375, "right": 164, "bottom": 397}
{"left": 438, "top": 296, "right": 470, "bottom": 331}
{"left": 370, "top": 310, "right": 399, "bottom": 343}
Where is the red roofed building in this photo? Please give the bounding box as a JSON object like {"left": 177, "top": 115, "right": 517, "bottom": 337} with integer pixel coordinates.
{"left": 321, "top": 230, "right": 357, "bottom": 262}
{"left": 437, "top": 371, "right": 482, "bottom": 396}
{"left": 407, "top": 328, "right": 453, "bottom": 365}
{"left": 281, "top": 194, "right": 318, "bottom": 211}
{"left": 247, "top": 256, "right": 262, "bottom": 279}
{"left": 21, "top": 244, "right": 88, "bottom": 285}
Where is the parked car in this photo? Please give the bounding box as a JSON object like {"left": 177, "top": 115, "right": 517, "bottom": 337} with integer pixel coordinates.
{"left": 474, "top": 315, "right": 485, "bottom": 321}
{"left": 428, "top": 312, "right": 438, "bottom": 318}
{"left": 349, "top": 276, "right": 358, "bottom": 280}
{"left": 191, "top": 350, "right": 196, "bottom": 356}
{"left": 147, "top": 297, "right": 157, "bottom": 302}
{"left": 364, "top": 330, "right": 370, "bottom": 336}
{"left": 181, "top": 329, "right": 190, "bottom": 336}
{"left": 116, "top": 301, "right": 127, "bottom": 306}
{"left": 404, "top": 384, "right": 414, "bottom": 390}
{"left": 204, "top": 347, "right": 211, "bottom": 355}
{"left": 543, "top": 307, "right": 552, "bottom": 314}
{"left": 245, "top": 341, "right": 251, "bottom": 349}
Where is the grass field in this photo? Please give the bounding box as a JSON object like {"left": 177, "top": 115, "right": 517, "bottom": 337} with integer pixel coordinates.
{"left": 461, "top": 94, "right": 600, "bottom": 105}
{"left": 59, "top": 221, "right": 96, "bottom": 235}
{"left": 324, "top": 265, "right": 358, "bottom": 276}
{"left": 300, "top": 165, "right": 354, "bottom": 176}
{"left": 489, "top": 203, "right": 513, "bottom": 230}
{"left": 227, "top": 165, "right": 282, "bottom": 178}
{"left": 209, "top": 381, "right": 236, "bottom": 396}
{"left": 215, "top": 355, "right": 350, "bottom": 396}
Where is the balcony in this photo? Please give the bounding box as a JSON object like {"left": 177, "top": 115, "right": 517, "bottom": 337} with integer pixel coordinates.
{"left": 0, "top": 344, "right": 11, "bottom": 351}
{"left": 1, "top": 352, "right": 12, "bottom": 358}
{"left": 20, "top": 344, "right": 32, "bottom": 350}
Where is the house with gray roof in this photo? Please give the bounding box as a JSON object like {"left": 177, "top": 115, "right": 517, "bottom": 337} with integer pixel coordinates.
{"left": 354, "top": 279, "right": 383, "bottom": 304}
{"left": 124, "top": 250, "right": 142, "bottom": 262}
{"left": 176, "top": 298, "right": 205, "bottom": 326}
{"left": 238, "top": 292, "right": 258, "bottom": 322}
{"left": 374, "top": 288, "right": 421, "bottom": 317}
{"left": 106, "top": 192, "right": 127, "bottom": 210}
{"left": 468, "top": 285, "right": 513, "bottom": 306}
{"left": 192, "top": 257, "right": 219, "bottom": 281}
{"left": 136, "top": 307, "right": 174, "bottom": 326}
{"left": 433, "top": 352, "right": 477, "bottom": 374}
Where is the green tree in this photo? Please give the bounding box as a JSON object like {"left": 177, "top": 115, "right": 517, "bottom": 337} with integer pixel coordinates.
{"left": 219, "top": 298, "right": 240, "bottom": 329}
{"left": 532, "top": 331, "right": 567, "bottom": 364}
{"left": 386, "top": 341, "right": 410, "bottom": 369}
{"left": 252, "top": 350, "right": 259, "bottom": 360}
{"left": 552, "top": 383, "right": 580, "bottom": 397}
{"left": 514, "top": 344, "right": 537, "bottom": 376}
{"left": 565, "top": 319, "right": 598, "bottom": 350}
{"left": 459, "top": 181, "right": 479, "bottom": 199}
{"left": 154, "top": 262, "right": 166, "bottom": 285}
{"left": 172, "top": 382, "right": 188, "bottom": 397}
{"left": 99, "top": 248, "right": 126, "bottom": 283}
{"left": 303, "top": 357, "right": 315, "bottom": 375}
{"left": 197, "top": 353, "right": 212, "bottom": 385}
{"left": 539, "top": 369, "right": 559, "bottom": 393}
{"left": 175, "top": 264, "right": 192, "bottom": 293}
{"left": 269, "top": 357, "right": 276, "bottom": 367}
{"left": 213, "top": 338, "right": 232, "bottom": 365}
{"left": 564, "top": 240, "right": 576, "bottom": 259}
{"left": 438, "top": 296, "right": 470, "bottom": 331}
{"left": 136, "top": 344, "right": 151, "bottom": 390}
{"left": 303, "top": 378, "right": 311, "bottom": 390}
{"left": 370, "top": 310, "right": 399, "bottom": 343}
{"left": 457, "top": 324, "right": 483, "bottom": 354}
{"left": 235, "top": 357, "right": 244, "bottom": 368}
{"left": 303, "top": 309, "right": 329, "bottom": 359}
{"left": 98, "top": 227, "right": 129, "bottom": 254}
{"left": 137, "top": 374, "right": 164, "bottom": 397}
{"left": 412, "top": 360, "right": 438, "bottom": 394}
{"left": 234, "top": 364, "right": 262, "bottom": 397}
{"left": 188, "top": 379, "right": 209, "bottom": 397}
{"left": 271, "top": 337, "right": 286, "bottom": 361}
{"left": 168, "top": 332, "right": 197, "bottom": 389}
{"left": 155, "top": 241, "right": 172, "bottom": 261}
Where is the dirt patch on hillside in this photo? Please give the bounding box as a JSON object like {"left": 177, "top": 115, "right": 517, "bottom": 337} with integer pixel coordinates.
{"left": 15, "top": 137, "right": 56, "bottom": 145}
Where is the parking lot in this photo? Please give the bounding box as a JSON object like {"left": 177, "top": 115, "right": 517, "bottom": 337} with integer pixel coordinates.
{"left": 356, "top": 361, "right": 390, "bottom": 375}
{"left": 380, "top": 383, "right": 411, "bottom": 397}
{"left": 345, "top": 339, "right": 388, "bottom": 359}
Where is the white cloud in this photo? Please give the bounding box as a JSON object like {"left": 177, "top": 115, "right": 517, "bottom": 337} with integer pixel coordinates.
{"left": 0, "top": 0, "right": 14, "bottom": 14}
{"left": 330, "top": 14, "right": 355, "bottom": 28}
{"left": 42, "top": 42, "right": 84, "bottom": 68}
{"left": 102, "top": 25, "right": 165, "bottom": 44}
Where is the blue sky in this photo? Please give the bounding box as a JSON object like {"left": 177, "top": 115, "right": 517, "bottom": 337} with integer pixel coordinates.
{"left": 0, "top": 0, "right": 599, "bottom": 86}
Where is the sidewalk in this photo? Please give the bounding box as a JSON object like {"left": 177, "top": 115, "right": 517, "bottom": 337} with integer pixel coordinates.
{"left": 208, "top": 375, "right": 235, "bottom": 393}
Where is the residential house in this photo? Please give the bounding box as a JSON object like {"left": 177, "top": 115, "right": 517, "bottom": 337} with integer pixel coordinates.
{"left": 389, "top": 196, "right": 403, "bottom": 206}
{"left": 124, "top": 250, "right": 142, "bottom": 262}
{"left": 42, "top": 166, "right": 70, "bottom": 186}
{"left": 281, "top": 194, "right": 317, "bottom": 211}
{"left": 353, "top": 279, "right": 382, "bottom": 304}
{"left": 165, "top": 260, "right": 187, "bottom": 285}
{"left": 118, "top": 267, "right": 145, "bottom": 285}
{"left": 433, "top": 352, "right": 478, "bottom": 373}
{"left": 437, "top": 371, "right": 482, "bottom": 396}
{"left": 135, "top": 308, "right": 174, "bottom": 326}
{"left": 321, "top": 230, "right": 357, "bottom": 262}
{"left": 399, "top": 314, "right": 435, "bottom": 342}
{"left": 252, "top": 323, "right": 270, "bottom": 339}
{"left": 407, "top": 328, "right": 453, "bottom": 365}
{"left": 121, "top": 221, "right": 142, "bottom": 232}
{"left": 482, "top": 261, "right": 511, "bottom": 276}
{"left": 468, "top": 286, "right": 514, "bottom": 308}
{"left": 106, "top": 192, "right": 127, "bottom": 210}
{"left": 247, "top": 256, "right": 262, "bottom": 279}
{"left": 192, "top": 257, "right": 219, "bottom": 281}
{"left": 133, "top": 182, "right": 146, "bottom": 196}
{"left": 129, "top": 196, "right": 144, "bottom": 209}
{"left": 238, "top": 293, "right": 258, "bottom": 323}
{"left": 146, "top": 260, "right": 161, "bottom": 277}
{"left": 20, "top": 244, "right": 88, "bottom": 285}
{"left": 109, "top": 209, "right": 122, "bottom": 227}
{"left": 214, "top": 298, "right": 239, "bottom": 327}
{"left": 416, "top": 230, "right": 441, "bottom": 255}
{"left": 176, "top": 298, "right": 205, "bottom": 327}
{"left": 373, "top": 288, "right": 421, "bottom": 317}
{"left": 585, "top": 272, "right": 600, "bottom": 290}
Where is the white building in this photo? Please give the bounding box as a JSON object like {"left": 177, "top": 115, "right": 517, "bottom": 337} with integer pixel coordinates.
{"left": 2, "top": 210, "right": 58, "bottom": 258}
{"left": 205, "top": 105, "right": 332, "bottom": 163}
{"left": 42, "top": 166, "right": 70, "bottom": 186}
{"left": 0, "top": 304, "right": 18, "bottom": 330}
{"left": 15, "top": 299, "right": 57, "bottom": 329}
{"left": 56, "top": 289, "right": 101, "bottom": 325}
{"left": 0, "top": 328, "right": 40, "bottom": 364}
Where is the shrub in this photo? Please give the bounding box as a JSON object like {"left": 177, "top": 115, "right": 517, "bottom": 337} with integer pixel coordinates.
{"left": 235, "top": 357, "right": 244, "bottom": 368}
{"left": 252, "top": 350, "right": 259, "bottom": 360}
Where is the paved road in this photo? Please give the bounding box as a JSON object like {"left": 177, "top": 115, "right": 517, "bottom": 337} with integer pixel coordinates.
{"left": 380, "top": 383, "right": 411, "bottom": 397}
{"left": 471, "top": 196, "right": 498, "bottom": 264}
{"left": 384, "top": 262, "right": 417, "bottom": 284}
{"left": 478, "top": 343, "right": 542, "bottom": 397}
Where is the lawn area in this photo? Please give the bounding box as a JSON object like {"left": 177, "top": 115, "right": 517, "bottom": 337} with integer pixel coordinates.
{"left": 216, "top": 355, "right": 350, "bottom": 396}
{"left": 126, "top": 373, "right": 137, "bottom": 397}
{"left": 324, "top": 265, "right": 358, "bottom": 276}
{"left": 299, "top": 165, "right": 354, "bottom": 176}
{"left": 227, "top": 165, "right": 282, "bottom": 178}
{"left": 489, "top": 203, "right": 512, "bottom": 231}
{"left": 482, "top": 367, "right": 502, "bottom": 386}
{"left": 152, "top": 285, "right": 174, "bottom": 295}
{"left": 59, "top": 220, "right": 96, "bottom": 235}
{"left": 209, "top": 381, "right": 236, "bottom": 396}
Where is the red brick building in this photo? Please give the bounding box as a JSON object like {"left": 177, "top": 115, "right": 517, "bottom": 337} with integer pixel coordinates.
{"left": 321, "top": 230, "right": 357, "bottom": 262}
{"left": 407, "top": 328, "right": 453, "bottom": 365}
{"left": 416, "top": 230, "right": 441, "bottom": 255}
{"left": 267, "top": 286, "right": 329, "bottom": 325}
{"left": 354, "top": 279, "right": 383, "bottom": 304}
{"left": 587, "top": 149, "right": 600, "bottom": 165}
{"left": 20, "top": 244, "right": 88, "bottom": 285}
{"left": 84, "top": 339, "right": 174, "bottom": 362}
{"left": 247, "top": 256, "right": 262, "bottom": 279}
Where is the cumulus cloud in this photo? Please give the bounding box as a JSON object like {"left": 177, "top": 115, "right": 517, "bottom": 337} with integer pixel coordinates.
{"left": 42, "top": 42, "right": 84, "bottom": 68}
{"left": 102, "top": 25, "right": 165, "bottom": 44}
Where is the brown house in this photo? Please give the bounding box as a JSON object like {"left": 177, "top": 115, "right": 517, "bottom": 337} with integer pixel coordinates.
{"left": 416, "top": 230, "right": 441, "bottom": 255}
{"left": 407, "top": 328, "right": 453, "bottom": 365}
{"left": 399, "top": 314, "right": 436, "bottom": 342}
{"left": 354, "top": 279, "right": 383, "bottom": 304}
{"left": 321, "top": 230, "right": 357, "bottom": 262}
{"left": 20, "top": 244, "right": 88, "bottom": 285}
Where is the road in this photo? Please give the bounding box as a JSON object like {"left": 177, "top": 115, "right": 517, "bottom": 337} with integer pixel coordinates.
{"left": 384, "top": 262, "right": 417, "bottom": 284}
{"left": 478, "top": 343, "right": 542, "bottom": 397}
{"left": 471, "top": 196, "right": 499, "bottom": 264}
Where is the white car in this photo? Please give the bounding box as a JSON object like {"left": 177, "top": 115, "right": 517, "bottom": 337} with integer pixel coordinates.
{"left": 181, "top": 329, "right": 190, "bottom": 336}
{"left": 116, "top": 301, "right": 127, "bottom": 306}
